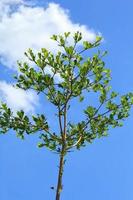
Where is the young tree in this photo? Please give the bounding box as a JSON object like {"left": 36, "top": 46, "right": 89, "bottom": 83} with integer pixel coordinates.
{"left": 0, "top": 32, "right": 133, "bottom": 200}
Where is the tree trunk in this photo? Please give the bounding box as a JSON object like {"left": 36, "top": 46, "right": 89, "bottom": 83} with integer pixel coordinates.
{"left": 55, "top": 151, "right": 65, "bottom": 200}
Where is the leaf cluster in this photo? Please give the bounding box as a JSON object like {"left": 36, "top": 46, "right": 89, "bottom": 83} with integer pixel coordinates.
{"left": 0, "top": 32, "right": 133, "bottom": 153}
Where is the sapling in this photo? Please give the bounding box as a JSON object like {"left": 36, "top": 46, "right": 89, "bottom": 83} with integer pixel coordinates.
{"left": 0, "top": 32, "right": 133, "bottom": 200}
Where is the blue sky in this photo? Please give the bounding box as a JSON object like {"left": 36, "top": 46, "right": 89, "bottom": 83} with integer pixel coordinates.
{"left": 0, "top": 0, "right": 133, "bottom": 199}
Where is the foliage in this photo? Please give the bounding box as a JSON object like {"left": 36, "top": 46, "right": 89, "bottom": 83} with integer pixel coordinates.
{"left": 0, "top": 32, "right": 133, "bottom": 199}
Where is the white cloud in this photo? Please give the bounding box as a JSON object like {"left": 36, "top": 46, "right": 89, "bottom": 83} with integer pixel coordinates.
{"left": 0, "top": 1, "right": 98, "bottom": 112}
{"left": 0, "top": 0, "right": 24, "bottom": 17}
{"left": 0, "top": 81, "right": 39, "bottom": 113}
{"left": 0, "top": 0, "right": 23, "bottom": 5}
{"left": 0, "top": 2, "right": 97, "bottom": 70}
{"left": 0, "top": 0, "right": 23, "bottom": 8}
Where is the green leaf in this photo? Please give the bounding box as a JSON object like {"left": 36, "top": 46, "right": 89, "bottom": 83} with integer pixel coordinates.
{"left": 95, "top": 36, "right": 102, "bottom": 43}
{"left": 84, "top": 106, "right": 96, "bottom": 118}
{"left": 79, "top": 96, "right": 84, "bottom": 102}
{"left": 51, "top": 34, "right": 57, "bottom": 41}
{"left": 111, "top": 91, "right": 118, "bottom": 98}
{"left": 38, "top": 143, "right": 45, "bottom": 148}
{"left": 83, "top": 41, "right": 93, "bottom": 49}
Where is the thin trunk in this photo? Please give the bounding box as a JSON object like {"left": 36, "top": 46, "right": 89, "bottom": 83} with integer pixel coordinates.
{"left": 55, "top": 148, "right": 65, "bottom": 200}
{"left": 56, "top": 102, "right": 68, "bottom": 199}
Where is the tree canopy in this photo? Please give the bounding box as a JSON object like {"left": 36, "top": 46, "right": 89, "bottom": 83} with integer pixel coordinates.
{"left": 0, "top": 32, "right": 133, "bottom": 199}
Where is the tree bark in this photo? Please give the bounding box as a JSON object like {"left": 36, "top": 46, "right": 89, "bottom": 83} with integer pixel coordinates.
{"left": 55, "top": 150, "right": 65, "bottom": 200}
{"left": 56, "top": 102, "right": 67, "bottom": 199}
